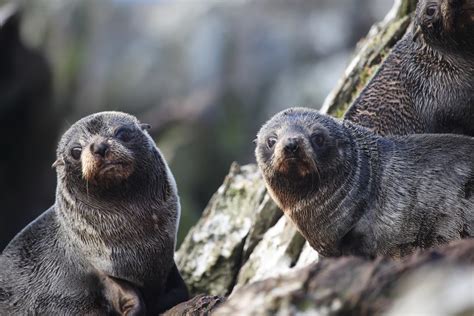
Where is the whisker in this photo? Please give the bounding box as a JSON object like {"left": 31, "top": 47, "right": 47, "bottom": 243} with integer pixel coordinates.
{"left": 86, "top": 179, "right": 90, "bottom": 198}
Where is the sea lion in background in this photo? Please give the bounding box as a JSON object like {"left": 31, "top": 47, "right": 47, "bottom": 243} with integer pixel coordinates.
{"left": 344, "top": 0, "right": 474, "bottom": 136}
{"left": 0, "top": 112, "right": 189, "bottom": 315}
{"left": 256, "top": 108, "right": 474, "bottom": 258}
{"left": 0, "top": 3, "right": 58, "bottom": 251}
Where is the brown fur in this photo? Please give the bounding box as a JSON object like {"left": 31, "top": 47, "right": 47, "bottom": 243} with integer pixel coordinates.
{"left": 0, "top": 112, "right": 189, "bottom": 315}
{"left": 81, "top": 137, "right": 135, "bottom": 186}
{"left": 256, "top": 108, "right": 474, "bottom": 258}
{"left": 344, "top": 0, "right": 474, "bottom": 136}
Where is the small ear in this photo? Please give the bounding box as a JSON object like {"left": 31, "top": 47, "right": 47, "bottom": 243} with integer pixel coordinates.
{"left": 140, "top": 123, "right": 151, "bottom": 131}
{"left": 52, "top": 158, "right": 64, "bottom": 169}
{"left": 252, "top": 138, "right": 258, "bottom": 144}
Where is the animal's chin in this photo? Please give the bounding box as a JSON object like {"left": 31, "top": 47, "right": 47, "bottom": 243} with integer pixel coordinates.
{"left": 274, "top": 157, "right": 315, "bottom": 178}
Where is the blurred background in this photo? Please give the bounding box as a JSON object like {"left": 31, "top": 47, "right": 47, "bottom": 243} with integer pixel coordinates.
{"left": 0, "top": 0, "right": 393, "bottom": 250}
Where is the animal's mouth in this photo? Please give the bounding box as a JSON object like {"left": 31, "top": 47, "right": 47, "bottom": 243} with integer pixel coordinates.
{"left": 98, "top": 161, "right": 132, "bottom": 174}
{"left": 82, "top": 151, "right": 135, "bottom": 186}
{"left": 273, "top": 152, "right": 316, "bottom": 178}
{"left": 101, "top": 161, "right": 129, "bottom": 169}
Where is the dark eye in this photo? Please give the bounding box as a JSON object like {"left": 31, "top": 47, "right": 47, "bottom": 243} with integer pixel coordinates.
{"left": 115, "top": 127, "right": 133, "bottom": 142}
{"left": 70, "top": 146, "right": 82, "bottom": 160}
{"left": 267, "top": 137, "right": 277, "bottom": 149}
{"left": 311, "top": 134, "right": 325, "bottom": 147}
{"left": 426, "top": 6, "right": 437, "bottom": 18}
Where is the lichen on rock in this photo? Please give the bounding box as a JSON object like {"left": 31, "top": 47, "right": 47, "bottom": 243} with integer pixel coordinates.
{"left": 234, "top": 216, "right": 307, "bottom": 291}
{"left": 215, "top": 239, "right": 474, "bottom": 316}
{"left": 176, "top": 163, "right": 281, "bottom": 296}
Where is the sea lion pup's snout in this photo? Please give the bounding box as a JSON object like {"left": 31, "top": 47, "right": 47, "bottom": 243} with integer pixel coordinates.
{"left": 81, "top": 135, "right": 135, "bottom": 185}
{"left": 271, "top": 131, "right": 318, "bottom": 178}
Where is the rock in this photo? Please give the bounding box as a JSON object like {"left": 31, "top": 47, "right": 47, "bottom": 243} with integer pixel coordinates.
{"left": 293, "top": 242, "right": 319, "bottom": 269}
{"left": 176, "top": 163, "right": 281, "bottom": 296}
{"left": 233, "top": 217, "right": 307, "bottom": 291}
{"left": 386, "top": 267, "right": 474, "bottom": 316}
{"left": 215, "top": 239, "right": 474, "bottom": 316}
{"left": 162, "top": 294, "right": 226, "bottom": 316}
{"left": 241, "top": 193, "right": 283, "bottom": 263}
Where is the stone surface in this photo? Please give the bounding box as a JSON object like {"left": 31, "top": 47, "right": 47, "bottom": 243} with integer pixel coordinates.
{"left": 234, "top": 217, "right": 306, "bottom": 291}
{"left": 293, "top": 241, "right": 319, "bottom": 269}
{"left": 176, "top": 163, "right": 279, "bottom": 296}
{"left": 215, "top": 239, "right": 474, "bottom": 316}
{"left": 386, "top": 267, "right": 474, "bottom": 316}
{"left": 162, "top": 294, "right": 226, "bottom": 316}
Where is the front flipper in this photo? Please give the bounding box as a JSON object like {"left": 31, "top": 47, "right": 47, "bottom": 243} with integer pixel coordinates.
{"left": 156, "top": 263, "right": 190, "bottom": 313}
{"left": 102, "top": 275, "right": 146, "bottom": 316}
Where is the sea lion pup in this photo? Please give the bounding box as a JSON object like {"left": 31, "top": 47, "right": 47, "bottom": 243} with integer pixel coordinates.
{"left": 255, "top": 108, "right": 474, "bottom": 258}
{"left": 0, "top": 112, "right": 189, "bottom": 315}
{"left": 344, "top": 0, "right": 474, "bottom": 136}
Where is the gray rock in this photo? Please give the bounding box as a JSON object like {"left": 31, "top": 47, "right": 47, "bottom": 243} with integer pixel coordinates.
{"left": 162, "top": 294, "right": 226, "bottom": 316}
{"left": 176, "top": 163, "right": 276, "bottom": 296}
{"left": 386, "top": 267, "right": 474, "bottom": 316}
{"left": 215, "top": 239, "right": 474, "bottom": 316}
{"left": 234, "top": 217, "right": 307, "bottom": 291}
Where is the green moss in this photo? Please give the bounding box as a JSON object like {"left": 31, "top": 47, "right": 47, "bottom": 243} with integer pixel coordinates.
{"left": 397, "top": 0, "right": 418, "bottom": 19}
{"left": 295, "top": 297, "right": 315, "bottom": 311}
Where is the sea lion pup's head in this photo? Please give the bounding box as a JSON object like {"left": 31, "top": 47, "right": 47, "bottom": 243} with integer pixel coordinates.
{"left": 53, "top": 111, "right": 171, "bottom": 202}
{"left": 255, "top": 107, "right": 351, "bottom": 210}
{"left": 415, "top": 0, "right": 474, "bottom": 52}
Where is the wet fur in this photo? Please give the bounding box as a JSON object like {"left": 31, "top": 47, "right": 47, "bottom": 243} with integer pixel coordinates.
{"left": 0, "top": 112, "right": 189, "bottom": 315}
{"left": 256, "top": 108, "right": 474, "bottom": 258}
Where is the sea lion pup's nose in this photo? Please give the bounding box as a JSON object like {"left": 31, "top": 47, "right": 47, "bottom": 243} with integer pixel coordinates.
{"left": 283, "top": 137, "right": 300, "bottom": 154}
{"left": 91, "top": 142, "right": 109, "bottom": 158}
